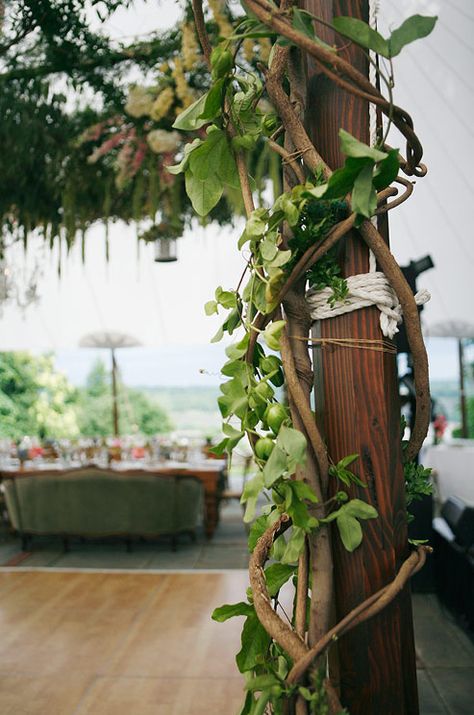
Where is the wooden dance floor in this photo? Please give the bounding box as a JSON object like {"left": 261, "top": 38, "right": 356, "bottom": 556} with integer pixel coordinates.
{"left": 0, "top": 570, "right": 247, "bottom": 714}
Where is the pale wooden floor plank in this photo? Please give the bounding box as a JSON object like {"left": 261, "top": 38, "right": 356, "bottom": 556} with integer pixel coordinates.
{"left": 0, "top": 673, "right": 93, "bottom": 715}
{"left": 0, "top": 571, "right": 248, "bottom": 714}
{"left": 75, "top": 676, "right": 244, "bottom": 715}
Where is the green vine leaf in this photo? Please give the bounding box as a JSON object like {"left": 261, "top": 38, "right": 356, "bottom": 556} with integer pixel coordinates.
{"left": 277, "top": 425, "right": 307, "bottom": 469}
{"left": 188, "top": 128, "right": 224, "bottom": 179}
{"left": 263, "top": 320, "right": 286, "bottom": 351}
{"left": 248, "top": 514, "right": 268, "bottom": 551}
{"left": 271, "top": 533, "right": 287, "bottom": 561}
{"left": 241, "top": 473, "right": 265, "bottom": 522}
{"left": 344, "top": 499, "right": 378, "bottom": 520}
{"left": 239, "top": 210, "right": 267, "bottom": 248}
{"left": 372, "top": 148, "right": 400, "bottom": 190}
{"left": 339, "top": 129, "right": 387, "bottom": 162}
{"left": 281, "top": 526, "right": 306, "bottom": 564}
{"left": 307, "top": 158, "right": 364, "bottom": 200}
{"left": 210, "top": 45, "right": 234, "bottom": 79}
{"left": 218, "top": 378, "right": 248, "bottom": 418}
{"left": 200, "top": 77, "right": 226, "bottom": 121}
{"left": 212, "top": 602, "right": 254, "bottom": 622}
{"left": 221, "top": 359, "right": 248, "bottom": 380}
{"left": 333, "top": 16, "right": 390, "bottom": 58}
{"left": 338, "top": 454, "right": 359, "bottom": 468}
{"left": 323, "top": 499, "right": 377, "bottom": 552}
{"left": 172, "top": 92, "right": 209, "bottom": 130}
{"left": 204, "top": 300, "right": 218, "bottom": 316}
{"left": 351, "top": 162, "right": 377, "bottom": 218}
{"left": 333, "top": 14, "right": 437, "bottom": 59}
{"left": 225, "top": 334, "right": 249, "bottom": 360}
{"left": 222, "top": 422, "right": 245, "bottom": 442}
{"left": 210, "top": 325, "right": 224, "bottom": 343}
{"left": 185, "top": 170, "right": 223, "bottom": 216}
{"left": 388, "top": 15, "right": 438, "bottom": 57}
{"left": 215, "top": 286, "right": 237, "bottom": 309}
{"left": 183, "top": 127, "right": 239, "bottom": 215}
{"left": 290, "top": 481, "right": 318, "bottom": 503}
{"left": 262, "top": 444, "right": 288, "bottom": 487}
{"left": 260, "top": 238, "right": 279, "bottom": 262}
{"left": 284, "top": 482, "right": 318, "bottom": 530}
{"left": 236, "top": 613, "right": 272, "bottom": 673}
{"left": 167, "top": 138, "right": 202, "bottom": 175}
{"left": 329, "top": 454, "right": 366, "bottom": 488}
{"left": 264, "top": 563, "right": 297, "bottom": 597}
{"left": 335, "top": 512, "right": 363, "bottom": 552}
{"left": 268, "top": 249, "right": 292, "bottom": 268}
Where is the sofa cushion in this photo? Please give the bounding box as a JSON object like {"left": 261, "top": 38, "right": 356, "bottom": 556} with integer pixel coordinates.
{"left": 4, "top": 467, "right": 203, "bottom": 538}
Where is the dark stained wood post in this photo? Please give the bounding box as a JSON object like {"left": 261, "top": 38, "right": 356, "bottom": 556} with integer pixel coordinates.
{"left": 301, "top": 1, "right": 419, "bottom": 712}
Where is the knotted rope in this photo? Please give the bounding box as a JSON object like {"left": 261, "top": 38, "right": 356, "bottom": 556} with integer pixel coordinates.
{"left": 306, "top": 266, "right": 430, "bottom": 339}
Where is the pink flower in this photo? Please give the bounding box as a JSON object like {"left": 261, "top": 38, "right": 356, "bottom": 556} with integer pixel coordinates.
{"left": 87, "top": 130, "right": 128, "bottom": 164}
{"left": 130, "top": 141, "right": 147, "bottom": 177}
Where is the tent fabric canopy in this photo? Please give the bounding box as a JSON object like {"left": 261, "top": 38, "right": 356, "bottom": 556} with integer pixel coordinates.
{"left": 425, "top": 321, "right": 474, "bottom": 340}
{"left": 79, "top": 331, "right": 141, "bottom": 350}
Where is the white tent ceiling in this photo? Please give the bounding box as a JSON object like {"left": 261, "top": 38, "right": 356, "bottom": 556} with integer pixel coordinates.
{"left": 0, "top": 0, "right": 472, "bottom": 352}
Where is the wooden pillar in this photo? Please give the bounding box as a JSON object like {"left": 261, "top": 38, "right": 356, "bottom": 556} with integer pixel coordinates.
{"left": 302, "top": 1, "right": 419, "bottom": 712}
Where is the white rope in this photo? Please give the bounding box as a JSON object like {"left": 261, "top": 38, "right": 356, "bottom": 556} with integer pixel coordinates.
{"left": 368, "top": 0, "right": 379, "bottom": 151}
{"left": 307, "top": 275, "right": 430, "bottom": 340}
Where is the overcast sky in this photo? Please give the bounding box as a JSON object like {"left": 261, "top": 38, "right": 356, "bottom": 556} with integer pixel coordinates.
{"left": 2, "top": 0, "right": 473, "bottom": 386}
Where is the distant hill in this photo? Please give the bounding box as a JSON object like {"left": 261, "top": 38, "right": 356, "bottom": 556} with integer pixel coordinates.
{"left": 133, "top": 380, "right": 466, "bottom": 436}
{"left": 139, "top": 385, "right": 221, "bottom": 435}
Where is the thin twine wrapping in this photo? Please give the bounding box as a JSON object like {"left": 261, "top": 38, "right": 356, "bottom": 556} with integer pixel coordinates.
{"left": 291, "top": 334, "right": 397, "bottom": 354}
{"left": 281, "top": 145, "right": 313, "bottom": 165}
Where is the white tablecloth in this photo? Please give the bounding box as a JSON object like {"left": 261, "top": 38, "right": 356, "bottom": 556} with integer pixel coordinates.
{"left": 423, "top": 443, "right": 474, "bottom": 506}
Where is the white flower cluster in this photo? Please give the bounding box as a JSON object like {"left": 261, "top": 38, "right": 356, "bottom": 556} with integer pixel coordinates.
{"left": 147, "top": 129, "right": 181, "bottom": 154}
{"left": 125, "top": 86, "right": 154, "bottom": 118}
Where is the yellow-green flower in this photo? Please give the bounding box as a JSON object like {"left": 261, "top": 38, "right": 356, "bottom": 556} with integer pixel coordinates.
{"left": 172, "top": 58, "right": 195, "bottom": 107}
{"left": 182, "top": 22, "right": 200, "bottom": 71}
{"left": 125, "top": 85, "right": 154, "bottom": 118}
{"left": 208, "top": 0, "right": 233, "bottom": 38}
{"left": 150, "top": 86, "right": 175, "bottom": 121}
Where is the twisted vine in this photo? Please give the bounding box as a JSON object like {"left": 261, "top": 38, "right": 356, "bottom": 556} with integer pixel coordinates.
{"left": 176, "top": 2, "right": 437, "bottom": 712}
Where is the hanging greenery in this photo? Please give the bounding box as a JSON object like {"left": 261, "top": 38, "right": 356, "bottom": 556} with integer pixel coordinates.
{"left": 0, "top": 0, "right": 279, "bottom": 255}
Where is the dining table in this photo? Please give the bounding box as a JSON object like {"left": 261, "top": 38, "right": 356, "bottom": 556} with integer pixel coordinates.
{"left": 0, "top": 458, "right": 228, "bottom": 539}
{"left": 422, "top": 441, "right": 474, "bottom": 507}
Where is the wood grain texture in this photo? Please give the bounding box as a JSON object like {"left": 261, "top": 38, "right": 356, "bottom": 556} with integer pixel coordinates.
{"left": 0, "top": 571, "right": 247, "bottom": 714}
{"left": 303, "top": 1, "right": 418, "bottom": 713}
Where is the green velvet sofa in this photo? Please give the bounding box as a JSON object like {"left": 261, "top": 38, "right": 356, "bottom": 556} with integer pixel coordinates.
{"left": 3, "top": 466, "right": 203, "bottom": 550}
